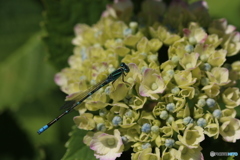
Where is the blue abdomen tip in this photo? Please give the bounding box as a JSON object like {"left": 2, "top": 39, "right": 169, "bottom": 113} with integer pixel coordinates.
{"left": 37, "top": 125, "right": 48, "bottom": 134}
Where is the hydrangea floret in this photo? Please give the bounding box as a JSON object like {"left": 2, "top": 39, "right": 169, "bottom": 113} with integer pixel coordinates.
{"left": 55, "top": 0, "right": 240, "bottom": 159}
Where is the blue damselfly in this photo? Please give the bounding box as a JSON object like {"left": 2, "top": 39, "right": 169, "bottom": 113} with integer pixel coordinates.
{"left": 37, "top": 63, "right": 130, "bottom": 134}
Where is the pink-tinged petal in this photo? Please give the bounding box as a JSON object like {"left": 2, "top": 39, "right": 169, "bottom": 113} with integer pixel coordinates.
{"left": 102, "top": 5, "right": 116, "bottom": 18}
{"left": 88, "top": 130, "right": 124, "bottom": 160}
{"left": 184, "top": 23, "right": 208, "bottom": 44}
{"left": 226, "top": 25, "right": 236, "bottom": 34}
{"left": 95, "top": 152, "right": 122, "bottom": 160}
{"left": 65, "top": 91, "right": 80, "bottom": 101}
{"left": 99, "top": 133, "right": 108, "bottom": 137}
{"left": 101, "top": 0, "right": 133, "bottom": 22}
{"left": 139, "top": 84, "right": 150, "bottom": 97}
{"left": 200, "top": 153, "right": 204, "bottom": 160}
{"left": 179, "top": 53, "right": 200, "bottom": 70}
{"left": 122, "top": 63, "right": 142, "bottom": 85}
{"left": 139, "top": 68, "right": 166, "bottom": 100}
{"left": 220, "top": 118, "right": 240, "bottom": 143}
{"left": 176, "top": 145, "right": 203, "bottom": 160}
{"left": 183, "top": 28, "right": 191, "bottom": 37}
{"left": 54, "top": 73, "right": 67, "bottom": 86}
{"left": 232, "top": 31, "right": 240, "bottom": 42}
{"left": 200, "top": 34, "right": 208, "bottom": 43}
{"left": 90, "top": 143, "right": 97, "bottom": 150}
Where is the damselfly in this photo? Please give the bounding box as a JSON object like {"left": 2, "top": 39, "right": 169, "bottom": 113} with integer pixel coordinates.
{"left": 37, "top": 63, "right": 130, "bottom": 134}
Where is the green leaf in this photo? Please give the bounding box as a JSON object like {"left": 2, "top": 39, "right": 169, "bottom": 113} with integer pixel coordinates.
{"left": 41, "top": 0, "right": 109, "bottom": 70}
{"left": 227, "top": 156, "right": 235, "bottom": 160}
{"left": 207, "top": 0, "right": 240, "bottom": 29}
{"left": 0, "top": 32, "right": 56, "bottom": 111}
{"left": 62, "top": 126, "right": 97, "bottom": 160}
{"left": 17, "top": 88, "right": 76, "bottom": 143}
{"left": 188, "top": 0, "right": 240, "bottom": 29}
{"left": 0, "top": 0, "right": 43, "bottom": 62}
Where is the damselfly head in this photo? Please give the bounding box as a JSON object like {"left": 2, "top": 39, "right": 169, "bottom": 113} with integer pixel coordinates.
{"left": 120, "top": 63, "right": 130, "bottom": 73}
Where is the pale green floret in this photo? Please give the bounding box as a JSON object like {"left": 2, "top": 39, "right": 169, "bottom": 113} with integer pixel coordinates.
{"left": 97, "top": 123, "right": 106, "bottom": 131}
{"left": 166, "top": 116, "right": 175, "bottom": 123}
{"left": 108, "top": 66, "right": 116, "bottom": 73}
{"left": 125, "top": 110, "right": 134, "bottom": 118}
{"left": 165, "top": 139, "right": 175, "bottom": 148}
{"left": 141, "top": 123, "right": 151, "bottom": 133}
{"left": 99, "top": 108, "right": 108, "bottom": 116}
{"left": 200, "top": 54, "right": 208, "bottom": 62}
{"left": 171, "top": 86, "right": 180, "bottom": 95}
{"left": 171, "top": 55, "right": 180, "bottom": 64}
{"left": 151, "top": 125, "right": 160, "bottom": 133}
{"left": 183, "top": 116, "right": 193, "bottom": 125}
{"left": 142, "top": 143, "right": 151, "bottom": 149}
{"left": 206, "top": 98, "right": 216, "bottom": 108}
{"left": 129, "top": 22, "right": 138, "bottom": 29}
{"left": 213, "top": 109, "right": 222, "bottom": 118}
{"left": 197, "top": 118, "right": 207, "bottom": 127}
{"left": 163, "top": 76, "right": 171, "bottom": 83}
{"left": 93, "top": 43, "right": 101, "bottom": 47}
{"left": 166, "top": 70, "right": 174, "bottom": 76}
{"left": 148, "top": 54, "right": 158, "bottom": 62}
{"left": 94, "top": 31, "right": 102, "bottom": 38}
{"left": 112, "top": 116, "right": 122, "bottom": 126}
{"left": 189, "top": 37, "right": 197, "bottom": 44}
{"left": 197, "top": 99, "right": 206, "bottom": 107}
{"left": 151, "top": 83, "right": 158, "bottom": 90}
{"left": 106, "top": 138, "right": 116, "bottom": 146}
{"left": 185, "top": 44, "right": 194, "bottom": 53}
{"left": 115, "top": 38, "right": 123, "bottom": 43}
{"left": 135, "top": 99, "right": 142, "bottom": 106}
{"left": 90, "top": 79, "right": 97, "bottom": 85}
{"left": 141, "top": 66, "right": 148, "bottom": 73}
{"left": 166, "top": 103, "right": 175, "bottom": 112}
{"left": 140, "top": 52, "right": 147, "bottom": 57}
{"left": 160, "top": 110, "right": 169, "bottom": 120}
{"left": 186, "top": 63, "right": 193, "bottom": 69}
{"left": 200, "top": 77, "right": 209, "bottom": 86}
{"left": 57, "top": 0, "right": 240, "bottom": 158}
{"left": 201, "top": 63, "right": 212, "bottom": 71}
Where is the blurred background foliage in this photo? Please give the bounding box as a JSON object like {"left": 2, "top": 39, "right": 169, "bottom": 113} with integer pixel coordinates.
{"left": 0, "top": 0, "right": 239, "bottom": 160}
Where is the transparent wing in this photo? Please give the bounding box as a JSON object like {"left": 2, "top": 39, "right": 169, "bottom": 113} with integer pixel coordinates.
{"left": 60, "top": 100, "right": 76, "bottom": 110}
{"left": 60, "top": 79, "right": 109, "bottom": 110}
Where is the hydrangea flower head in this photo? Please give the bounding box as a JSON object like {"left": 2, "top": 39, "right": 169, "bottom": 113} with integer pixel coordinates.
{"left": 84, "top": 129, "right": 124, "bottom": 160}
{"left": 55, "top": 0, "right": 240, "bottom": 159}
